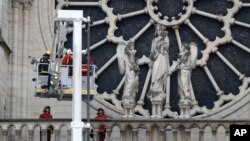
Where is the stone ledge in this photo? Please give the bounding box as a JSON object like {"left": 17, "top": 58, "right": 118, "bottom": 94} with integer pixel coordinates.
{"left": 1, "top": 118, "right": 250, "bottom": 123}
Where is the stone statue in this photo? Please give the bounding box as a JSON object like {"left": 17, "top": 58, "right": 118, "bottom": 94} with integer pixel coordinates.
{"left": 147, "top": 24, "right": 169, "bottom": 118}
{"left": 149, "top": 24, "right": 170, "bottom": 94}
{"left": 177, "top": 42, "right": 198, "bottom": 118}
{"left": 117, "top": 41, "right": 139, "bottom": 118}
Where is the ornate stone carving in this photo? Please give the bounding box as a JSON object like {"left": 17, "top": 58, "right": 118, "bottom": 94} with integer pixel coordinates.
{"left": 147, "top": 24, "right": 169, "bottom": 118}
{"left": 41, "top": 0, "right": 250, "bottom": 119}
{"left": 177, "top": 42, "right": 198, "bottom": 118}
{"left": 147, "top": 0, "right": 194, "bottom": 26}
{"left": 117, "top": 41, "right": 139, "bottom": 118}
{"left": 12, "top": 0, "right": 20, "bottom": 8}
{"left": 149, "top": 24, "right": 169, "bottom": 95}
{"left": 21, "top": 0, "right": 34, "bottom": 10}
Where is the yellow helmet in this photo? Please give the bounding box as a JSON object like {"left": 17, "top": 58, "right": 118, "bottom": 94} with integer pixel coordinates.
{"left": 46, "top": 49, "right": 52, "bottom": 55}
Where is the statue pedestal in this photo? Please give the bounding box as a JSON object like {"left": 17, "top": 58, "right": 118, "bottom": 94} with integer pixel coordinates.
{"left": 147, "top": 91, "right": 166, "bottom": 118}
{"left": 122, "top": 101, "right": 135, "bottom": 118}
{"left": 151, "top": 100, "right": 164, "bottom": 118}
{"left": 179, "top": 99, "right": 191, "bottom": 118}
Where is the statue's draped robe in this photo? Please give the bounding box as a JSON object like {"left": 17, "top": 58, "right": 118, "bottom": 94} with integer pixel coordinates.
{"left": 122, "top": 50, "right": 139, "bottom": 105}
{"left": 150, "top": 36, "right": 169, "bottom": 93}
{"left": 178, "top": 51, "right": 192, "bottom": 100}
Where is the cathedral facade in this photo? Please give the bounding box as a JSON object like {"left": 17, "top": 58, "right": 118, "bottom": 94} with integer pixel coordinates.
{"left": 0, "top": 0, "right": 250, "bottom": 131}
{"left": 1, "top": 0, "right": 250, "bottom": 141}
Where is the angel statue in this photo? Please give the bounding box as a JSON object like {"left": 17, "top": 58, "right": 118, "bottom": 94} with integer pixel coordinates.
{"left": 117, "top": 41, "right": 139, "bottom": 118}
{"left": 177, "top": 42, "right": 198, "bottom": 118}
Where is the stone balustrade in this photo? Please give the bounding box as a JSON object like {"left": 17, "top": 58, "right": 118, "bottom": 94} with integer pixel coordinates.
{"left": 0, "top": 119, "right": 248, "bottom": 141}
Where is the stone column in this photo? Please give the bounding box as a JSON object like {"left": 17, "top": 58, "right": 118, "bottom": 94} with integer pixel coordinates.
{"left": 21, "top": 0, "right": 33, "bottom": 119}
{"left": 3, "top": 130, "right": 8, "bottom": 141}
{"left": 165, "top": 127, "right": 172, "bottom": 141}
{"left": 148, "top": 93, "right": 165, "bottom": 118}
{"left": 82, "top": 129, "right": 86, "bottom": 140}
{"left": 55, "top": 130, "right": 60, "bottom": 141}
{"left": 28, "top": 129, "right": 34, "bottom": 141}
{"left": 179, "top": 127, "right": 191, "bottom": 141}
{"left": 172, "top": 129, "right": 178, "bottom": 141}
{"left": 165, "top": 76, "right": 170, "bottom": 109}
{"left": 122, "top": 103, "right": 134, "bottom": 118}
{"left": 15, "top": 129, "right": 21, "bottom": 141}
{"left": 199, "top": 129, "right": 204, "bottom": 141}
{"left": 11, "top": 0, "right": 20, "bottom": 119}
{"left": 120, "top": 130, "right": 125, "bottom": 141}
{"left": 212, "top": 128, "right": 217, "bottom": 141}
{"left": 159, "top": 128, "right": 165, "bottom": 141}
{"left": 41, "top": 129, "right": 47, "bottom": 141}
{"left": 179, "top": 99, "right": 191, "bottom": 118}
{"left": 132, "top": 128, "right": 139, "bottom": 141}
{"left": 67, "top": 130, "right": 71, "bottom": 141}
{"left": 146, "top": 130, "right": 152, "bottom": 141}
{"left": 106, "top": 128, "right": 112, "bottom": 141}
{"left": 185, "top": 129, "right": 191, "bottom": 141}
{"left": 225, "top": 129, "right": 230, "bottom": 141}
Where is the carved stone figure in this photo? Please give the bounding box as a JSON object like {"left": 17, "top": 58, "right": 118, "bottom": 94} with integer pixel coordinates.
{"left": 117, "top": 41, "right": 139, "bottom": 118}
{"left": 147, "top": 24, "right": 169, "bottom": 118}
{"left": 177, "top": 42, "right": 198, "bottom": 118}
{"left": 149, "top": 24, "right": 170, "bottom": 94}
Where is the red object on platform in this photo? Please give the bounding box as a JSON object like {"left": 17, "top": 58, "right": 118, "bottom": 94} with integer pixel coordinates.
{"left": 62, "top": 54, "right": 73, "bottom": 65}
{"left": 82, "top": 65, "right": 88, "bottom": 76}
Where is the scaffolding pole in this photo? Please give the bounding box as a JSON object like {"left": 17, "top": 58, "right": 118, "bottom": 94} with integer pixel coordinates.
{"left": 57, "top": 10, "right": 91, "bottom": 141}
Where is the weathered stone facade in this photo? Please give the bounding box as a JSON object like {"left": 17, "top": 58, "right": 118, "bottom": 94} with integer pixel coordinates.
{"left": 0, "top": 0, "right": 250, "bottom": 120}
{"left": 0, "top": 1, "right": 250, "bottom": 141}
{"left": 0, "top": 0, "right": 92, "bottom": 119}
{"left": 0, "top": 35, "right": 10, "bottom": 119}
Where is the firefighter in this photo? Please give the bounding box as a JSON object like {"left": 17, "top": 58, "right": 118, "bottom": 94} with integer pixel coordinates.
{"left": 82, "top": 50, "right": 93, "bottom": 76}
{"left": 62, "top": 50, "right": 73, "bottom": 76}
{"left": 39, "top": 50, "right": 52, "bottom": 89}
{"left": 39, "top": 50, "right": 51, "bottom": 74}
{"left": 62, "top": 49, "right": 73, "bottom": 65}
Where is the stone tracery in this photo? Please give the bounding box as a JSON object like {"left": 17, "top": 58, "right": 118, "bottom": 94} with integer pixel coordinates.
{"left": 55, "top": 0, "right": 250, "bottom": 118}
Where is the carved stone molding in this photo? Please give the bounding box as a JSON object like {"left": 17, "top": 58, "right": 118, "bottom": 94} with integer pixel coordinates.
{"left": 12, "top": 0, "right": 20, "bottom": 8}
{"left": 21, "top": 0, "right": 34, "bottom": 10}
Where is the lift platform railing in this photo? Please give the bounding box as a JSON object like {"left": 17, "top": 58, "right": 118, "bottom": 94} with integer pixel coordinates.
{"left": 34, "top": 63, "right": 96, "bottom": 98}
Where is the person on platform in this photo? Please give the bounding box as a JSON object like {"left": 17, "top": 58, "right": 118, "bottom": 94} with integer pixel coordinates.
{"left": 39, "top": 50, "right": 51, "bottom": 74}
{"left": 82, "top": 50, "right": 94, "bottom": 76}
{"left": 39, "top": 106, "right": 53, "bottom": 141}
{"left": 39, "top": 50, "right": 52, "bottom": 89}
{"left": 62, "top": 49, "right": 73, "bottom": 65}
{"left": 62, "top": 49, "right": 73, "bottom": 76}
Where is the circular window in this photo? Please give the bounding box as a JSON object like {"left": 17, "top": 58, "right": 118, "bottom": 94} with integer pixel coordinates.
{"left": 57, "top": 0, "right": 250, "bottom": 118}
